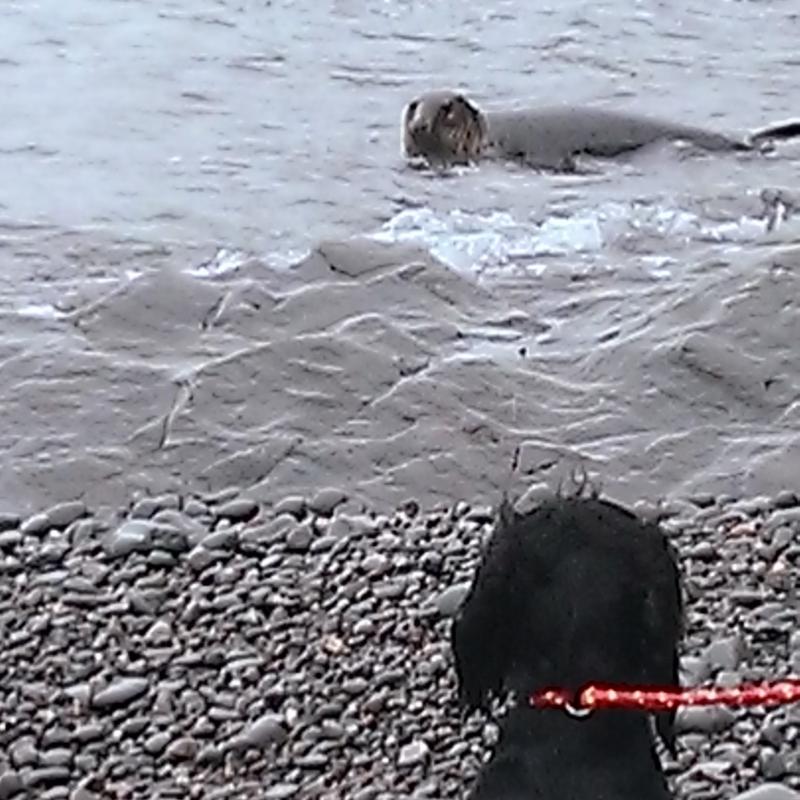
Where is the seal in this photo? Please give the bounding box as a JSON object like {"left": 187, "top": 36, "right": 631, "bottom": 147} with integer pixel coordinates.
{"left": 402, "top": 89, "right": 800, "bottom": 170}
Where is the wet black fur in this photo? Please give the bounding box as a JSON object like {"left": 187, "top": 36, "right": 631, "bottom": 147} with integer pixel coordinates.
{"left": 452, "top": 494, "right": 683, "bottom": 799}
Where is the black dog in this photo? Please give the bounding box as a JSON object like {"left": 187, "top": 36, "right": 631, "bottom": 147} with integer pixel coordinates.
{"left": 452, "top": 493, "right": 683, "bottom": 799}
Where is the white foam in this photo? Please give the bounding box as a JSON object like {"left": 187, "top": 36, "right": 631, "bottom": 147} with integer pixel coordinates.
{"left": 187, "top": 247, "right": 250, "bottom": 277}
{"left": 370, "top": 202, "right": 781, "bottom": 276}
{"left": 16, "top": 303, "right": 65, "bottom": 320}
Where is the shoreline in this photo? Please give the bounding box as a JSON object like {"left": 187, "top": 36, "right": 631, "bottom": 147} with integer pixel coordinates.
{"left": 2, "top": 487, "right": 799, "bottom": 799}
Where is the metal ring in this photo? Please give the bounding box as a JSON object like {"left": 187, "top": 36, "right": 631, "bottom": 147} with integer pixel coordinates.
{"left": 564, "top": 701, "right": 594, "bottom": 719}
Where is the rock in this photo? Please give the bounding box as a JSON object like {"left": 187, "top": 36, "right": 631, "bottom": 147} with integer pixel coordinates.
{"left": 243, "top": 713, "right": 287, "bottom": 748}
{"left": 44, "top": 500, "right": 86, "bottom": 529}
{"left": 216, "top": 497, "right": 259, "bottom": 521}
{"left": 286, "top": 523, "right": 313, "bottom": 552}
{"left": 700, "top": 635, "right": 745, "bottom": 673}
{"left": 20, "top": 512, "right": 51, "bottom": 535}
{"left": 264, "top": 785, "right": 298, "bottom": 800}
{"left": 164, "top": 737, "right": 198, "bottom": 761}
{"left": 675, "top": 706, "right": 737, "bottom": 734}
{"left": 143, "top": 731, "right": 171, "bottom": 756}
{"left": 187, "top": 545, "right": 224, "bottom": 572}
{"left": 308, "top": 487, "right": 347, "bottom": 516}
{"left": 432, "top": 582, "right": 471, "bottom": 617}
{"left": 273, "top": 495, "right": 306, "bottom": 519}
{"left": 91, "top": 677, "right": 149, "bottom": 709}
{"left": 0, "top": 771, "right": 23, "bottom": 799}
{"left": 398, "top": 739, "right": 429, "bottom": 768}
{"left": 773, "top": 490, "right": 799, "bottom": 509}
{"left": 104, "top": 519, "right": 154, "bottom": 558}
{"left": 143, "top": 620, "right": 173, "bottom": 645}
{"left": 200, "top": 529, "right": 238, "bottom": 550}
{"left": 10, "top": 738, "right": 38, "bottom": 768}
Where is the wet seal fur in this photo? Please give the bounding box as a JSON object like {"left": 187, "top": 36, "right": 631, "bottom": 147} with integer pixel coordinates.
{"left": 403, "top": 89, "right": 800, "bottom": 170}
{"left": 451, "top": 488, "right": 683, "bottom": 799}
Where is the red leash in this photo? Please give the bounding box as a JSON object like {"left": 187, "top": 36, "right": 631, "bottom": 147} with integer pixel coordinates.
{"left": 530, "top": 679, "right": 800, "bottom": 717}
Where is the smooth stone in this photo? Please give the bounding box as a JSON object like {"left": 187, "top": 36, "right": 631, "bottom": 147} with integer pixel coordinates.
{"left": 143, "top": 731, "right": 171, "bottom": 756}
{"left": 20, "top": 512, "right": 51, "bottom": 536}
{"left": 773, "top": 490, "right": 799, "bottom": 509}
{"left": 91, "top": 677, "right": 149, "bottom": 708}
{"left": 143, "top": 620, "right": 173, "bottom": 645}
{"left": 244, "top": 713, "right": 287, "bottom": 748}
{"left": 286, "top": 523, "right": 313, "bottom": 552}
{"left": 676, "top": 706, "right": 736, "bottom": 734}
{"left": 701, "top": 635, "right": 744, "bottom": 672}
{"left": 10, "top": 739, "right": 38, "bottom": 768}
{"left": 183, "top": 498, "right": 209, "bottom": 517}
{"left": 432, "top": 582, "right": 471, "bottom": 617}
{"left": 308, "top": 487, "right": 347, "bottom": 517}
{"left": 104, "top": 520, "right": 154, "bottom": 558}
{"left": 0, "top": 771, "right": 23, "bottom": 799}
{"left": 273, "top": 495, "right": 306, "bottom": 519}
{"left": 216, "top": 497, "right": 259, "bottom": 521}
{"left": 200, "top": 529, "right": 238, "bottom": 550}
{"left": 264, "top": 785, "right": 298, "bottom": 800}
{"left": 398, "top": 740, "right": 429, "bottom": 768}
{"left": 164, "top": 737, "right": 198, "bottom": 761}
{"left": 187, "top": 545, "right": 224, "bottom": 572}
{"left": 45, "top": 501, "right": 86, "bottom": 529}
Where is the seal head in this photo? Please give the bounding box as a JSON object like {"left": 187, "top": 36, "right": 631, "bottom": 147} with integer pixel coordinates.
{"left": 402, "top": 90, "right": 488, "bottom": 167}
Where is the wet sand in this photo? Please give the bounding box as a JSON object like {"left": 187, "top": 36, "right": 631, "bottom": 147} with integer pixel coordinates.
{"left": 1, "top": 237, "right": 799, "bottom": 518}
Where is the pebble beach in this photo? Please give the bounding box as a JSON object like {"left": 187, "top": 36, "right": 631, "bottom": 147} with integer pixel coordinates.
{"left": 2, "top": 485, "right": 799, "bottom": 799}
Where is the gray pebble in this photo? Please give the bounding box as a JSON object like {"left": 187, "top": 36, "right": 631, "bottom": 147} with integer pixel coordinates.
{"left": 759, "top": 750, "right": 788, "bottom": 780}
{"left": 164, "top": 737, "right": 198, "bottom": 761}
{"left": 91, "top": 677, "right": 149, "bottom": 709}
{"left": 309, "top": 487, "right": 347, "bottom": 516}
{"left": 433, "top": 582, "right": 471, "bottom": 617}
{"left": 143, "top": 619, "right": 173, "bottom": 645}
{"left": 143, "top": 731, "right": 171, "bottom": 756}
{"left": 286, "top": 523, "right": 313, "bottom": 552}
{"left": 398, "top": 740, "right": 429, "bottom": 768}
{"left": 20, "top": 512, "right": 50, "bottom": 536}
{"left": 187, "top": 545, "right": 225, "bottom": 572}
{"left": 765, "top": 508, "right": 800, "bottom": 533}
{"left": 183, "top": 497, "right": 209, "bottom": 517}
{"left": 264, "top": 785, "right": 298, "bottom": 800}
{"left": 104, "top": 519, "right": 154, "bottom": 558}
{"left": 676, "top": 706, "right": 737, "bottom": 734}
{"left": 273, "top": 495, "right": 306, "bottom": 519}
{"left": 0, "top": 771, "right": 23, "bottom": 799}
{"left": 700, "top": 635, "right": 744, "bottom": 673}
{"left": 10, "top": 738, "right": 38, "bottom": 768}
{"left": 44, "top": 500, "right": 86, "bottom": 529}
{"left": 216, "top": 497, "right": 259, "bottom": 521}
{"left": 200, "top": 528, "right": 238, "bottom": 550}
{"left": 773, "top": 490, "right": 799, "bottom": 509}
{"left": 244, "top": 713, "right": 287, "bottom": 748}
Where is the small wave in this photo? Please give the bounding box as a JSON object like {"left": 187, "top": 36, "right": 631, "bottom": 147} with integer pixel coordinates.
{"left": 369, "top": 201, "right": 783, "bottom": 275}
